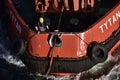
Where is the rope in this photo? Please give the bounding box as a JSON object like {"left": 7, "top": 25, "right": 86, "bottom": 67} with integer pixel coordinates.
{"left": 56, "top": 6, "right": 64, "bottom": 31}
{"left": 45, "top": 6, "right": 65, "bottom": 73}
{"left": 46, "top": 47, "right": 54, "bottom": 75}
{"left": 74, "top": 33, "right": 89, "bottom": 45}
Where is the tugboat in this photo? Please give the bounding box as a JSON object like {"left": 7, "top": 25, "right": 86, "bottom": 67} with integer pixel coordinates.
{"left": 5, "top": 0, "right": 120, "bottom": 75}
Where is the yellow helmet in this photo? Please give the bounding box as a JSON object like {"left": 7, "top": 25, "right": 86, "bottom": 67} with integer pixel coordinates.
{"left": 39, "top": 17, "right": 44, "bottom": 23}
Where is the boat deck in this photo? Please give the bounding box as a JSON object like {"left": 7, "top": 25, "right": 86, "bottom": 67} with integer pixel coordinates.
{"left": 13, "top": 0, "right": 119, "bottom": 32}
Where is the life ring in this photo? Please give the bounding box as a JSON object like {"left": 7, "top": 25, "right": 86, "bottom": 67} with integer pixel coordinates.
{"left": 87, "top": 42, "right": 108, "bottom": 63}
{"left": 12, "top": 38, "right": 26, "bottom": 55}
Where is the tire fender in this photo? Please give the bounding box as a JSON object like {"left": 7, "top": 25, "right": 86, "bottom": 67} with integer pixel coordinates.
{"left": 87, "top": 42, "right": 108, "bottom": 63}
{"left": 12, "top": 38, "right": 26, "bottom": 55}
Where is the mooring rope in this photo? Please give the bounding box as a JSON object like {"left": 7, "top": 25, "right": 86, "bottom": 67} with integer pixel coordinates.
{"left": 46, "top": 47, "right": 54, "bottom": 75}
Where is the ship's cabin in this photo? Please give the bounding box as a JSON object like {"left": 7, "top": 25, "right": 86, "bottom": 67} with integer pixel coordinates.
{"left": 13, "top": 0, "right": 119, "bottom": 33}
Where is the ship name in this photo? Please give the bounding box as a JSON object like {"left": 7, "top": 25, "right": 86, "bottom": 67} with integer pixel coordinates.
{"left": 99, "top": 10, "right": 120, "bottom": 33}
{"left": 10, "top": 10, "right": 22, "bottom": 33}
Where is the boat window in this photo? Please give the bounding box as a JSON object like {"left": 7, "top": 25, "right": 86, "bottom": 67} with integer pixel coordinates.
{"left": 12, "top": 0, "right": 119, "bottom": 33}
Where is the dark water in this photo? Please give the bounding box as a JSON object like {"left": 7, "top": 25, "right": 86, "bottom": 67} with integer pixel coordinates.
{"left": 0, "top": 5, "right": 120, "bottom": 80}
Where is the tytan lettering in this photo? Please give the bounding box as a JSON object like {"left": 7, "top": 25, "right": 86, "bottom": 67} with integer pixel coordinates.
{"left": 108, "top": 18, "right": 112, "bottom": 26}
{"left": 115, "top": 11, "right": 120, "bottom": 19}
{"left": 112, "top": 15, "right": 117, "bottom": 23}
{"left": 104, "top": 21, "right": 108, "bottom": 30}
{"left": 99, "top": 10, "right": 120, "bottom": 33}
{"left": 99, "top": 25, "right": 104, "bottom": 33}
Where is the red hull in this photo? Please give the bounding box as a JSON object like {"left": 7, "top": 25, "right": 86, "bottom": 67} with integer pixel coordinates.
{"left": 5, "top": 0, "right": 120, "bottom": 75}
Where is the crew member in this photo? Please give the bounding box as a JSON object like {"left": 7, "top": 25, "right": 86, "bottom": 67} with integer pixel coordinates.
{"left": 35, "top": 16, "right": 50, "bottom": 32}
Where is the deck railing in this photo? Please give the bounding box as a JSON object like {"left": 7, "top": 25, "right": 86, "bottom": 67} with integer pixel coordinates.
{"left": 35, "top": 0, "right": 95, "bottom": 13}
